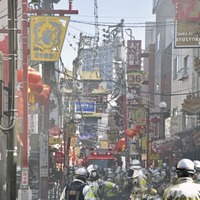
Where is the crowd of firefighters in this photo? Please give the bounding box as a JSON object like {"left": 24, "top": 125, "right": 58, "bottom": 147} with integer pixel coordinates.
{"left": 59, "top": 158, "right": 200, "bottom": 200}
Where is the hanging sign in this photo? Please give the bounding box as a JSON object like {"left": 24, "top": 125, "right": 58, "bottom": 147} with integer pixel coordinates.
{"left": 30, "top": 16, "right": 70, "bottom": 61}
{"left": 131, "top": 107, "right": 147, "bottom": 125}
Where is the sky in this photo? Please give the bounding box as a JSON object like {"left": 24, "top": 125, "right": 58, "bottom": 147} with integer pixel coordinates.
{"left": 54, "top": 0, "right": 155, "bottom": 70}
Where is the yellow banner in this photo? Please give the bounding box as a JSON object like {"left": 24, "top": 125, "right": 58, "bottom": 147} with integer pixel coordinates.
{"left": 142, "top": 137, "right": 147, "bottom": 150}
{"left": 70, "top": 136, "right": 77, "bottom": 147}
{"left": 30, "top": 16, "right": 70, "bottom": 61}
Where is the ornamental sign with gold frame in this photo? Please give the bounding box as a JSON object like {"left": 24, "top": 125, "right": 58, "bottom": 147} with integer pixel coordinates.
{"left": 131, "top": 107, "right": 147, "bottom": 126}
{"left": 30, "top": 16, "right": 70, "bottom": 61}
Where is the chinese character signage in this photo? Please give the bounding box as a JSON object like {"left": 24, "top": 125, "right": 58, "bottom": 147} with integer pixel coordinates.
{"left": 172, "top": 0, "right": 200, "bottom": 48}
{"left": 40, "top": 133, "right": 49, "bottom": 177}
{"left": 127, "top": 40, "right": 141, "bottom": 71}
{"left": 21, "top": 167, "right": 29, "bottom": 189}
{"left": 30, "top": 16, "right": 70, "bottom": 61}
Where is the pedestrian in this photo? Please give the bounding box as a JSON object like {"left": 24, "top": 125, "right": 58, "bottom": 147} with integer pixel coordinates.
{"left": 60, "top": 167, "right": 96, "bottom": 200}
{"left": 163, "top": 158, "right": 200, "bottom": 200}
{"left": 193, "top": 160, "right": 200, "bottom": 184}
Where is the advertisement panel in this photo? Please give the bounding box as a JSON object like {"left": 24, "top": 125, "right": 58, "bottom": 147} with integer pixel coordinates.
{"left": 75, "top": 101, "right": 96, "bottom": 113}
{"left": 30, "top": 16, "right": 70, "bottom": 61}
{"left": 173, "top": 0, "right": 200, "bottom": 48}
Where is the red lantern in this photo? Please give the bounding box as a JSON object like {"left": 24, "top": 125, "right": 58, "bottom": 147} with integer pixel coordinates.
{"left": 118, "top": 138, "right": 125, "bottom": 149}
{"left": 17, "top": 67, "right": 41, "bottom": 84}
{"left": 39, "top": 92, "right": 49, "bottom": 105}
{"left": 29, "top": 81, "right": 43, "bottom": 94}
{"left": 28, "top": 67, "right": 41, "bottom": 84}
{"left": 125, "top": 129, "right": 134, "bottom": 138}
{"left": 42, "top": 84, "right": 51, "bottom": 96}
{"left": 32, "top": 92, "right": 41, "bottom": 102}
{"left": 135, "top": 125, "right": 144, "bottom": 134}
{"left": 17, "top": 68, "right": 23, "bottom": 82}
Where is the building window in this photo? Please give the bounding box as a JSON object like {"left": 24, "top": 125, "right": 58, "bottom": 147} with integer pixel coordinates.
{"left": 172, "top": 108, "right": 178, "bottom": 116}
{"left": 157, "top": 32, "right": 160, "bottom": 51}
{"left": 183, "top": 55, "right": 189, "bottom": 75}
{"left": 173, "top": 56, "right": 179, "bottom": 79}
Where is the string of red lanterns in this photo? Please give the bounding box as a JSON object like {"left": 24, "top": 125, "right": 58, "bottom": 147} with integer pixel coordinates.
{"left": 125, "top": 125, "right": 144, "bottom": 138}
{"left": 17, "top": 66, "right": 51, "bottom": 105}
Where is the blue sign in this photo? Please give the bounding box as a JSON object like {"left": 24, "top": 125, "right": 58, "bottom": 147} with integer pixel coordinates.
{"left": 75, "top": 102, "right": 96, "bottom": 113}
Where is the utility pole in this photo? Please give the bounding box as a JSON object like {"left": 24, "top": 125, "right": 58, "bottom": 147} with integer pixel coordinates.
{"left": 26, "top": 1, "right": 79, "bottom": 198}
{"left": 3, "top": 0, "right": 18, "bottom": 199}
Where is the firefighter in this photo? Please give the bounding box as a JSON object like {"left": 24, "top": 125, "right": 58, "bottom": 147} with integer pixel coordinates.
{"left": 87, "top": 165, "right": 119, "bottom": 200}
{"left": 60, "top": 167, "right": 96, "bottom": 200}
{"left": 128, "top": 159, "right": 148, "bottom": 200}
{"left": 163, "top": 158, "right": 200, "bottom": 200}
{"left": 193, "top": 160, "right": 200, "bottom": 183}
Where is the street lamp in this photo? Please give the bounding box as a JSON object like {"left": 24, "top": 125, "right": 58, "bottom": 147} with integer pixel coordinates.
{"left": 159, "top": 101, "right": 167, "bottom": 110}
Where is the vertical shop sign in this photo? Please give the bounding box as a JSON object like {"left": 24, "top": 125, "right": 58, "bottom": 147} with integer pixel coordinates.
{"left": 39, "top": 132, "right": 49, "bottom": 177}
{"left": 127, "top": 40, "right": 142, "bottom": 71}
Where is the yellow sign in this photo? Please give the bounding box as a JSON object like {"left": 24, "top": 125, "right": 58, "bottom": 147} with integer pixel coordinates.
{"left": 132, "top": 107, "right": 147, "bottom": 125}
{"left": 75, "top": 147, "right": 80, "bottom": 156}
{"left": 30, "top": 16, "right": 70, "bottom": 61}
{"left": 127, "top": 71, "right": 145, "bottom": 87}
{"left": 149, "top": 153, "right": 160, "bottom": 160}
{"left": 70, "top": 136, "right": 77, "bottom": 147}
{"left": 142, "top": 137, "right": 147, "bottom": 150}
{"left": 49, "top": 137, "right": 62, "bottom": 145}
{"left": 99, "top": 140, "right": 109, "bottom": 149}
{"left": 67, "top": 122, "right": 76, "bottom": 136}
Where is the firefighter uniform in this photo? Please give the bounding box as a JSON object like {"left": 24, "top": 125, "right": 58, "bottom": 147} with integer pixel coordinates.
{"left": 163, "top": 159, "right": 200, "bottom": 200}
{"left": 60, "top": 179, "right": 96, "bottom": 200}
{"left": 163, "top": 177, "right": 200, "bottom": 200}
{"left": 129, "top": 171, "right": 148, "bottom": 200}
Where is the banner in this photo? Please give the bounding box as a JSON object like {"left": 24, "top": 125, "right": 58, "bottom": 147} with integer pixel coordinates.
{"left": 30, "top": 16, "right": 70, "bottom": 61}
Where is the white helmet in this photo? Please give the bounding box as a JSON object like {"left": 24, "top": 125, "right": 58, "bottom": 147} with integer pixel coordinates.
{"left": 75, "top": 167, "right": 88, "bottom": 178}
{"left": 193, "top": 160, "right": 200, "bottom": 171}
{"left": 130, "top": 159, "right": 141, "bottom": 170}
{"left": 162, "top": 163, "right": 167, "bottom": 168}
{"left": 87, "top": 164, "right": 98, "bottom": 174}
{"left": 176, "top": 158, "right": 195, "bottom": 174}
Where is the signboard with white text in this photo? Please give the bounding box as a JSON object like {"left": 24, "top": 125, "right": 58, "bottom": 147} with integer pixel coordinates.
{"left": 75, "top": 101, "right": 96, "bottom": 113}
{"left": 173, "top": 0, "right": 200, "bottom": 48}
